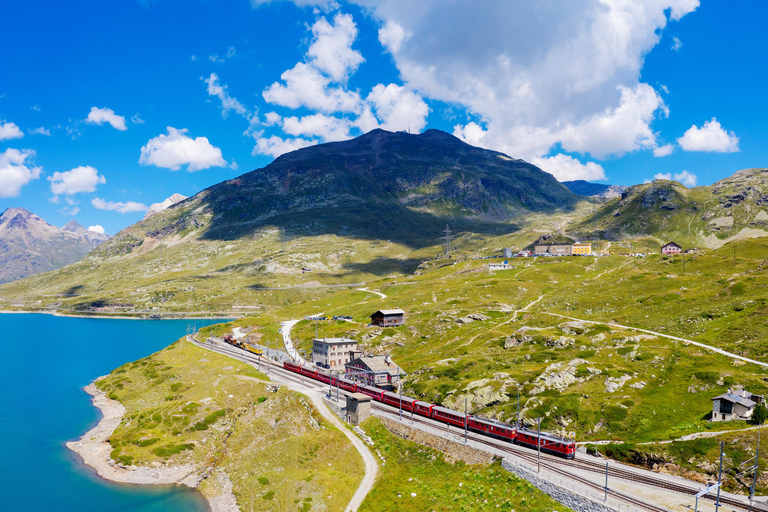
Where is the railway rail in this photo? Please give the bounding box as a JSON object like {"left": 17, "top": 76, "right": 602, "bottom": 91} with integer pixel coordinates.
{"left": 190, "top": 335, "right": 763, "bottom": 512}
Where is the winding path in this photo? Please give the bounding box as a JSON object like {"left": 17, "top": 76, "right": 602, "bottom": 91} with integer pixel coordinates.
{"left": 280, "top": 319, "right": 305, "bottom": 364}
{"left": 356, "top": 288, "right": 387, "bottom": 299}
{"left": 544, "top": 312, "right": 768, "bottom": 368}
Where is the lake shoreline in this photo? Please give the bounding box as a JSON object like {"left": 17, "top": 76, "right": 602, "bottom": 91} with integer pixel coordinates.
{"left": 66, "top": 381, "right": 239, "bottom": 512}
{"left": 0, "top": 309, "right": 237, "bottom": 321}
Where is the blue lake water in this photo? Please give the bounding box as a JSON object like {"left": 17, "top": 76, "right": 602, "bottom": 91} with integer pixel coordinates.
{"left": 0, "top": 313, "right": 222, "bottom": 512}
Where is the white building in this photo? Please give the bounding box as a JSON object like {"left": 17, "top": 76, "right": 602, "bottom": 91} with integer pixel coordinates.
{"left": 711, "top": 388, "right": 763, "bottom": 422}
{"left": 489, "top": 262, "right": 511, "bottom": 271}
{"left": 312, "top": 337, "right": 358, "bottom": 369}
{"left": 503, "top": 247, "right": 513, "bottom": 258}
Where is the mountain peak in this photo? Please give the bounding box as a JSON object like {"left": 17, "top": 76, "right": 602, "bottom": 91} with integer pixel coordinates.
{"left": 144, "top": 193, "right": 188, "bottom": 219}
{"left": 62, "top": 220, "right": 84, "bottom": 232}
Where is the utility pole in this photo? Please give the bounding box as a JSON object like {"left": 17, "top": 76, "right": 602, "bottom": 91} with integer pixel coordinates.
{"left": 683, "top": 253, "right": 686, "bottom": 275}
{"left": 399, "top": 382, "right": 403, "bottom": 421}
{"left": 517, "top": 386, "right": 521, "bottom": 428}
{"left": 444, "top": 224, "right": 452, "bottom": 257}
{"left": 604, "top": 461, "right": 609, "bottom": 501}
{"left": 752, "top": 427, "right": 761, "bottom": 500}
{"left": 464, "top": 397, "right": 468, "bottom": 444}
{"left": 537, "top": 417, "right": 542, "bottom": 473}
{"left": 715, "top": 441, "right": 724, "bottom": 512}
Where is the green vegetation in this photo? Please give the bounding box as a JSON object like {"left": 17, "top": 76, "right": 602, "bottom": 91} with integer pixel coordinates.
{"left": 96, "top": 338, "right": 363, "bottom": 510}
{"left": 359, "top": 418, "right": 571, "bottom": 512}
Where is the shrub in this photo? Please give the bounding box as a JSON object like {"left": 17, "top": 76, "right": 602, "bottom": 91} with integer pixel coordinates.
{"left": 576, "top": 350, "right": 596, "bottom": 358}
{"left": 137, "top": 438, "right": 160, "bottom": 447}
{"left": 616, "top": 347, "right": 633, "bottom": 356}
{"left": 753, "top": 404, "right": 768, "bottom": 425}
{"left": 258, "top": 476, "right": 269, "bottom": 485}
{"left": 731, "top": 282, "right": 747, "bottom": 295}
{"left": 262, "top": 491, "right": 276, "bottom": 500}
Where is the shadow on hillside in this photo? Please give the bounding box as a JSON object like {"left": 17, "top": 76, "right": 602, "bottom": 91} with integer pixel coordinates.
{"left": 62, "top": 284, "right": 85, "bottom": 296}
{"left": 335, "top": 257, "right": 424, "bottom": 277}
{"left": 196, "top": 199, "right": 520, "bottom": 250}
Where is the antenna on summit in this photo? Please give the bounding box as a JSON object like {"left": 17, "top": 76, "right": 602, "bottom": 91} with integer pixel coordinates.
{"left": 444, "top": 224, "right": 452, "bottom": 257}
{"left": 408, "top": 122, "right": 410, "bottom": 134}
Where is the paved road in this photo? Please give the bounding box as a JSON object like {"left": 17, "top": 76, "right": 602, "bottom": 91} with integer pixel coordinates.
{"left": 281, "top": 319, "right": 306, "bottom": 364}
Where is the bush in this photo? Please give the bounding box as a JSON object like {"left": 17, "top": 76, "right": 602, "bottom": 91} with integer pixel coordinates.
{"left": 576, "top": 350, "right": 596, "bottom": 358}
{"left": 731, "top": 282, "right": 747, "bottom": 295}
{"left": 753, "top": 404, "right": 768, "bottom": 425}
{"left": 258, "top": 476, "right": 269, "bottom": 485}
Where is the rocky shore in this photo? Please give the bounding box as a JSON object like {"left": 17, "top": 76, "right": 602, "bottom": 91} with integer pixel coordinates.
{"left": 67, "top": 380, "right": 239, "bottom": 512}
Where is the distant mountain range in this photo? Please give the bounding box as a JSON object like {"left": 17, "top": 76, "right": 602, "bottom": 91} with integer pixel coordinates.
{"left": 562, "top": 180, "right": 628, "bottom": 199}
{"left": 0, "top": 208, "right": 109, "bottom": 284}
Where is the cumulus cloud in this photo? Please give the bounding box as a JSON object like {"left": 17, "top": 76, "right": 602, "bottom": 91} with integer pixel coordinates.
{"left": 0, "top": 120, "right": 24, "bottom": 141}
{"left": 0, "top": 148, "right": 42, "bottom": 198}
{"left": 532, "top": 154, "right": 607, "bottom": 182}
{"left": 265, "top": 0, "right": 700, "bottom": 161}
{"left": 652, "top": 170, "right": 697, "bottom": 187}
{"left": 263, "top": 62, "right": 362, "bottom": 113}
{"left": 307, "top": 14, "right": 364, "bottom": 82}
{"left": 378, "top": 20, "right": 408, "bottom": 54}
{"left": 677, "top": 118, "right": 739, "bottom": 153}
{"left": 131, "top": 114, "right": 145, "bottom": 125}
{"left": 671, "top": 36, "right": 683, "bottom": 51}
{"left": 88, "top": 225, "right": 106, "bottom": 234}
{"left": 653, "top": 143, "right": 675, "bottom": 157}
{"left": 253, "top": 135, "right": 315, "bottom": 158}
{"left": 85, "top": 107, "right": 127, "bottom": 131}
{"left": 29, "top": 127, "right": 51, "bottom": 136}
{"left": 48, "top": 166, "right": 106, "bottom": 195}
{"left": 139, "top": 127, "right": 227, "bottom": 171}
{"left": 282, "top": 113, "right": 351, "bottom": 142}
{"left": 365, "top": 84, "right": 429, "bottom": 132}
{"left": 204, "top": 73, "right": 249, "bottom": 118}
{"left": 92, "top": 197, "right": 149, "bottom": 213}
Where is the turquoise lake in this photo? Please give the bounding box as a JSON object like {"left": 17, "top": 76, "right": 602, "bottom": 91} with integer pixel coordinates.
{"left": 0, "top": 313, "right": 221, "bottom": 512}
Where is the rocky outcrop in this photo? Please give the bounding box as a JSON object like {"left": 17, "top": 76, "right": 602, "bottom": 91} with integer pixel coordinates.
{"left": 530, "top": 359, "right": 589, "bottom": 395}
{"left": 455, "top": 313, "right": 491, "bottom": 324}
{"left": 144, "top": 193, "right": 188, "bottom": 219}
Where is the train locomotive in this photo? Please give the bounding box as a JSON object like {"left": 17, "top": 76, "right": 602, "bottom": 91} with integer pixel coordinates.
{"left": 282, "top": 361, "right": 575, "bottom": 459}
{"left": 222, "top": 334, "right": 263, "bottom": 356}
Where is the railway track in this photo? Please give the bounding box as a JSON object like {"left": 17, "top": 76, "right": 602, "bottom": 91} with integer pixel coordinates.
{"left": 191, "top": 336, "right": 762, "bottom": 512}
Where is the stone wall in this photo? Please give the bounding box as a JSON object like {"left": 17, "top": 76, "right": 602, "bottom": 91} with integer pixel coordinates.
{"left": 380, "top": 418, "right": 493, "bottom": 465}
{"left": 322, "top": 396, "right": 346, "bottom": 421}
{"left": 502, "top": 458, "right": 625, "bottom": 512}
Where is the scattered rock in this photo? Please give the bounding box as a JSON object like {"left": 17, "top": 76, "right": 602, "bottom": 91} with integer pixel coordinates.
{"left": 604, "top": 374, "right": 633, "bottom": 393}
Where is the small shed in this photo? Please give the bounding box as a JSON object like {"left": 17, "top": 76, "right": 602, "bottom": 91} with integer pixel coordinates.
{"left": 346, "top": 393, "right": 371, "bottom": 425}
{"left": 370, "top": 309, "right": 405, "bottom": 327}
{"left": 661, "top": 241, "right": 683, "bottom": 255}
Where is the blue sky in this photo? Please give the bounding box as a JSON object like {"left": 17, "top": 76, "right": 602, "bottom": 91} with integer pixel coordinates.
{"left": 1, "top": 0, "right": 766, "bottom": 235}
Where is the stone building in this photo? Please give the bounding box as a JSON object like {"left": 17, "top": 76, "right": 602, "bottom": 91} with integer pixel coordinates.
{"left": 312, "top": 337, "right": 357, "bottom": 369}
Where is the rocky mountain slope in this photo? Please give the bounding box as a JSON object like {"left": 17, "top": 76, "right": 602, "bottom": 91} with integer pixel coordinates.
{"left": 563, "top": 180, "right": 627, "bottom": 199}
{"left": 0, "top": 208, "right": 109, "bottom": 284}
{"left": 571, "top": 168, "right": 768, "bottom": 248}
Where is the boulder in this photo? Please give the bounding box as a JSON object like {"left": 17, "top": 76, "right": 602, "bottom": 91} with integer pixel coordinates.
{"left": 605, "top": 374, "right": 633, "bottom": 393}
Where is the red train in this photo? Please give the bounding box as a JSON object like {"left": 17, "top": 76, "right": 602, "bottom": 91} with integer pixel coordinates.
{"left": 282, "top": 361, "right": 575, "bottom": 458}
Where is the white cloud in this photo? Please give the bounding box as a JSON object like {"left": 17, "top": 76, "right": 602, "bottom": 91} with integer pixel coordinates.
{"left": 677, "top": 118, "right": 739, "bottom": 153}
{"left": 452, "top": 122, "right": 487, "bottom": 147}
{"left": 0, "top": 121, "right": 24, "bottom": 141}
{"left": 532, "top": 154, "right": 607, "bottom": 182}
{"left": 282, "top": 113, "right": 351, "bottom": 142}
{"left": 295, "top": 0, "right": 700, "bottom": 160}
{"left": 131, "top": 114, "right": 145, "bottom": 125}
{"left": 264, "top": 112, "right": 282, "bottom": 126}
{"left": 61, "top": 206, "right": 81, "bottom": 216}
{"left": 85, "top": 107, "right": 127, "bottom": 131}
{"left": 378, "top": 20, "right": 408, "bottom": 54}
{"left": 230, "top": 159, "right": 239, "bottom": 171}
{"left": 0, "top": 148, "right": 42, "bottom": 198}
{"left": 365, "top": 83, "right": 429, "bottom": 132}
{"left": 139, "top": 127, "right": 227, "bottom": 171}
{"left": 226, "top": 46, "right": 236, "bottom": 58}
{"left": 88, "top": 225, "right": 106, "bottom": 234}
{"left": 31, "top": 105, "right": 41, "bottom": 112}
{"left": 253, "top": 135, "right": 315, "bottom": 158}
{"left": 29, "top": 127, "right": 51, "bottom": 136}
{"left": 671, "top": 36, "right": 683, "bottom": 51}
{"left": 652, "top": 170, "right": 697, "bottom": 187}
{"left": 307, "top": 14, "right": 364, "bottom": 82}
{"left": 653, "top": 143, "right": 674, "bottom": 157}
{"left": 209, "top": 54, "right": 225, "bottom": 63}
{"left": 204, "top": 73, "right": 249, "bottom": 118}
{"left": 263, "top": 62, "right": 362, "bottom": 113}
{"left": 92, "top": 197, "right": 149, "bottom": 213}
{"left": 48, "top": 166, "right": 106, "bottom": 195}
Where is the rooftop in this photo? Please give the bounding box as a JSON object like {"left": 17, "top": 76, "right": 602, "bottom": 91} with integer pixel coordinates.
{"left": 313, "top": 337, "right": 357, "bottom": 345}
{"left": 349, "top": 355, "right": 403, "bottom": 374}
{"left": 712, "top": 391, "right": 757, "bottom": 408}
{"left": 372, "top": 308, "right": 405, "bottom": 315}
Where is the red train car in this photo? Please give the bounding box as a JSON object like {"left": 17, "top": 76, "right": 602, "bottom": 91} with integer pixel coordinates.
{"left": 382, "top": 392, "right": 417, "bottom": 412}
{"left": 299, "top": 366, "right": 318, "bottom": 379}
{"left": 337, "top": 377, "right": 358, "bottom": 393}
{"left": 515, "top": 428, "right": 576, "bottom": 459}
{"left": 467, "top": 417, "right": 516, "bottom": 442}
{"left": 315, "top": 370, "right": 331, "bottom": 384}
{"left": 431, "top": 406, "right": 466, "bottom": 428}
{"left": 357, "top": 384, "right": 385, "bottom": 401}
{"left": 413, "top": 401, "right": 434, "bottom": 418}
{"left": 284, "top": 361, "right": 301, "bottom": 373}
